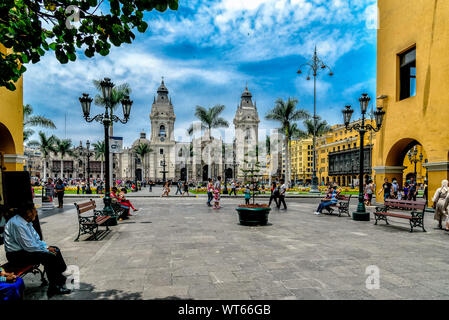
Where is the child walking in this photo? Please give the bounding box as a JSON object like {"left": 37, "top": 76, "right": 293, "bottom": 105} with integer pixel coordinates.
{"left": 244, "top": 185, "right": 251, "bottom": 205}
{"left": 213, "top": 187, "right": 221, "bottom": 209}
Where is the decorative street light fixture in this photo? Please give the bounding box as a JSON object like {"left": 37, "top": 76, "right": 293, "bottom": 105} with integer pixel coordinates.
{"left": 342, "top": 93, "right": 385, "bottom": 221}
{"left": 79, "top": 77, "right": 132, "bottom": 224}
{"left": 297, "top": 46, "right": 334, "bottom": 193}
{"left": 407, "top": 146, "right": 423, "bottom": 181}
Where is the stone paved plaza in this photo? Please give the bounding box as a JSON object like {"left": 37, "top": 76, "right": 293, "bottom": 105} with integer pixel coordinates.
{"left": 3, "top": 192, "right": 449, "bottom": 300}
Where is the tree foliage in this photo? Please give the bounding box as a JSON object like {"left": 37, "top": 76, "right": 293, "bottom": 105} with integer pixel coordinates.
{"left": 187, "top": 105, "right": 229, "bottom": 136}
{"left": 23, "top": 103, "right": 56, "bottom": 142}
{"left": 0, "top": 0, "right": 178, "bottom": 90}
{"left": 28, "top": 131, "right": 57, "bottom": 157}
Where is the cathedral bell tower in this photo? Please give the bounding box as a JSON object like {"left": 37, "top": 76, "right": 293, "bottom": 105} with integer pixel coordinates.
{"left": 233, "top": 85, "right": 260, "bottom": 177}
{"left": 149, "top": 78, "right": 176, "bottom": 181}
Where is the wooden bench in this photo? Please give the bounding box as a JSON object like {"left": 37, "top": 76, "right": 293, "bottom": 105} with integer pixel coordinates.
{"left": 374, "top": 199, "right": 427, "bottom": 232}
{"left": 1, "top": 262, "right": 47, "bottom": 286}
{"left": 74, "top": 199, "right": 111, "bottom": 241}
{"left": 321, "top": 195, "right": 352, "bottom": 217}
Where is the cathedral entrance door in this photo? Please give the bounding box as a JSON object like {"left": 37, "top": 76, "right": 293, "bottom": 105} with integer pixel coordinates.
{"left": 202, "top": 165, "right": 209, "bottom": 182}
{"left": 135, "top": 168, "right": 142, "bottom": 182}
{"left": 181, "top": 168, "right": 187, "bottom": 181}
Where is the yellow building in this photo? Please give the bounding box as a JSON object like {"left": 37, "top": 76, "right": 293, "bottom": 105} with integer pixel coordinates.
{"left": 316, "top": 119, "right": 376, "bottom": 187}
{"left": 374, "top": 0, "right": 449, "bottom": 205}
{"left": 0, "top": 45, "right": 24, "bottom": 172}
{"left": 290, "top": 138, "right": 313, "bottom": 184}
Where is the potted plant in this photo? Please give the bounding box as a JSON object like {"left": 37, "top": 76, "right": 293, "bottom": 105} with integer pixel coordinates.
{"left": 235, "top": 150, "right": 271, "bottom": 226}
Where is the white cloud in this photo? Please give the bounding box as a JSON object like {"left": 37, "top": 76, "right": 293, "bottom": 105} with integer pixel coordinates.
{"left": 149, "top": 0, "right": 376, "bottom": 64}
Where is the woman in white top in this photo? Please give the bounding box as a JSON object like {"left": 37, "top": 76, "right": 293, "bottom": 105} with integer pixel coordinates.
{"left": 432, "top": 179, "right": 449, "bottom": 229}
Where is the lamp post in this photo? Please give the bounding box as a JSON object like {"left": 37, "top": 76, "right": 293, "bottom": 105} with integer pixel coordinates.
{"left": 297, "top": 46, "right": 334, "bottom": 193}
{"left": 78, "top": 140, "right": 94, "bottom": 194}
{"left": 160, "top": 154, "right": 168, "bottom": 183}
{"left": 342, "top": 93, "right": 385, "bottom": 221}
{"left": 79, "top": 77, "right": 132, "bottom": 224}
{"left": 407, "top": 146, "right": 423, "bottom": 181}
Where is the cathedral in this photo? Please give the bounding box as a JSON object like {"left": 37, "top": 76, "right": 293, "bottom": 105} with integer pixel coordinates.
{"left": 116, "top": 79, "right": 266, "bottom": 183}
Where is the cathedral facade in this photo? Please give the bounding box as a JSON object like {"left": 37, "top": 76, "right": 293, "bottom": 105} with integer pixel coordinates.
{"left": 116, "top": 79, "right": 267, "bottom": 183}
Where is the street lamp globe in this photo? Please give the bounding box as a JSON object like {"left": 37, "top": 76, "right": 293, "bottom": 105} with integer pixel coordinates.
{"left": 100, "top": 77, "right": 114, "bottom": 100}
{"left": 121, "top": 95, "right": 133, "bottom": 119}
{"left": 359, "top": 93, "right": 371, "bottom": 114}
{"left": 79, "top": 93, "right": 92, "bottom": 118}
{"left": 374, "top": 107, "right": 385, "bottom": 129}
{"left": 342, "top": 105, "right": 354, "bottom": 128}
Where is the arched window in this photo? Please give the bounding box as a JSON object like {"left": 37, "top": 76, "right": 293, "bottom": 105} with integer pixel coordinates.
{"left": 159, "top": 125, "right": 166, "bottom": 137}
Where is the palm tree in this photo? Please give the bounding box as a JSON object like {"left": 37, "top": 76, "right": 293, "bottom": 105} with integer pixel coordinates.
{"left": 23, "top": 104, "right": 56, "bottom": 143}
{"left": 28, "top": 131, "right": 57, "bottom": 180}
{"left": 187, "top": 105, "right": 230, "bottom": 138}
{"left": 93, "top": 140, "right": 106, "bottom": 181}
{"left": 134, "top": 143, "right": 153, "bottom": 181}
{"left": 302, "top": 117, "right": 332, "bottom": 138}
{"left": 53, "top": 138, "right": 73, "bottom": 179}
{"left": 265, "top": 98, "right": 310, "bottom": 186}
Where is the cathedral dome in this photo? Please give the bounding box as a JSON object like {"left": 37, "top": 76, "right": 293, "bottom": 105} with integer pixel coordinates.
{"left": 132, "top": 131, "right": 151, "bottom": 148}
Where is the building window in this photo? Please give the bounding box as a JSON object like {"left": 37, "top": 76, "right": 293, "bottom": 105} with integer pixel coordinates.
{"left": 160, "top": 148, "right": 164, "bottom": 155}
{"left": 399, "top": 46, "right": 416, "bottom": 100}
{"left": 159, "top": 125, "right": 166, "bottom": 137}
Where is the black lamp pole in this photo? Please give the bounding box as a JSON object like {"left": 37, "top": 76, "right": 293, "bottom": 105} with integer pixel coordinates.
{"left": 342, "top": 93, "right": 385, "bottom": 221}
{"left": 79, "top": 78, "right": 132, "bottom": 224}
{"left": 297, "top": 46, "right": 334, "bottom": 193}
{"left": 86, "top": 140, "right": 92, "bottom": 194}
{"left": 408, "top": 146, "right": 423, "bottom": 181}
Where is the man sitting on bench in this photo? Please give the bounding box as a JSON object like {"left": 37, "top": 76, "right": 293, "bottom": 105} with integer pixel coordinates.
{"left": 4, "top": 201, "right": 71, "bottom": 297}
{"left": 315, "top": 186, "right": 338, "bottom": 215}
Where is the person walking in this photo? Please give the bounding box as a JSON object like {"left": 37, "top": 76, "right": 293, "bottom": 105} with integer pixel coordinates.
{"left": 206, "top": 179, "right": 213, "bottom": 207}
{"left": 244, "top": 185, "right": 251, "bottom": 205}
{"left": 392, "top": 179, "right": 399, "bottom": 199}
{"left": 432, "top": 180, "right": 449, "bottom": 230}
{"left": 230, "top": 180, "right": 237, "bottom": 196}
{"left": 213, "top": 186, "right": 221, "bottom": 209}
{"left": 81, "top": 180, "right": 86, "bottom": 194}
{"left": 182, "top": 181, "right": 189, "bottom": 196}
{"left": 268, "top": 182, "right": 279, "bottom": 207}
{"left": 408, "top": 177, "right": 418, "bottom": 201}
{"left": 54, "top": 179, "right": 65, "bottom": 209}
{"left": 364, "top": 180, "right": 374, "bottom": 207}
{"left": 176, "top": 179, "right": 182, "bottom": 195}
{"left": 377, "top": 178, "right": 392, "bottom": 201}
{"left": 149, "top": 180, "right": 153, "bottom": 192}
{"left": 277, "top": 179, "right": 287, "bottom": 210}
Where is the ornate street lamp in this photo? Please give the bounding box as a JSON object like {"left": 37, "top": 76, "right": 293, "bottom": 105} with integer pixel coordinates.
{"left": 342, "top": 93, "right": 385, "bottom": 221}
{"left": 407, "top": 146, "right": 423, "bottom": 181}
{"left": 79, "top": 77, "right": 132, "bottom": 224}
{"left": 297, "top": 46, "right": 334, "bottom": 193}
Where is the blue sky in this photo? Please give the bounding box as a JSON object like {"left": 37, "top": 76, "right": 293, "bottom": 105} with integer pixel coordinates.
{"left": 24, "top": 0, "right": 378, "bottom": 147}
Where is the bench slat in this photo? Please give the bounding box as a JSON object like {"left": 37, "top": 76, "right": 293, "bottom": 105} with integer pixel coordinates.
{"left": 78, "top": 206, "right": 96, "bottom": 213}
{"left": 376, "top": 212, "right": 415, "bottom": 219}
{"left": 76, "top": 201, "right": 96, "bottom": 209}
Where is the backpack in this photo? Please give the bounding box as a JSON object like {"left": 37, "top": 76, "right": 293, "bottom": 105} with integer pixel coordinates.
{"left": 274, "top": 187, "right": 280, "bottom": 196}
